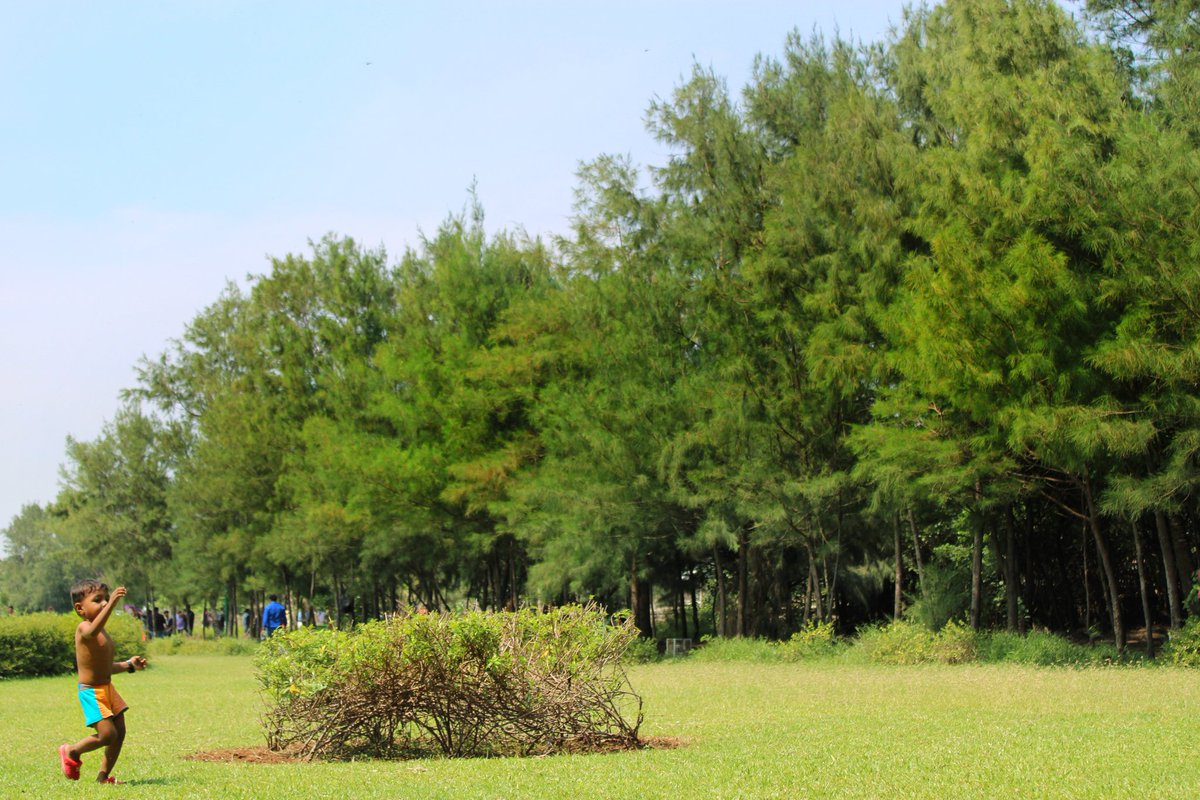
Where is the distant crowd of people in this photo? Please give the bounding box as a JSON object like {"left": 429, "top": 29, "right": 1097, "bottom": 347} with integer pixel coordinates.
{"left": 132, "top": 606, "right": 202, "bottom": 638}
{"left": 0, "top": 593, "right": 349, "bottom": 637}
{"left": 257, "top": 595, "right": 331, "bottom": 637}
{"left": 124, "top": 596, "right": 334, "bottom": 639}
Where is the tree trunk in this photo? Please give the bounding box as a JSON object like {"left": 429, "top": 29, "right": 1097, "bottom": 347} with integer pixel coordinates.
{"left": 970, "top": 480, "right": 984, "bottom": 631}
{"left": 893, "top": 511, "right": 903, "bottom": 621}
{"left": 1155, "top": 510, "right": 1183, "bottom": 629}
{"left": 802, "top": 562, "right": 813, "bottom": 626}
{"left": 713, "top": 544, "right": 727, "bottom": 637}
{"left": 677, "top": 584, "right": 687, "bottom": 639}
{"left": 690, "top": 568, "right": 701, "bottom": 640}
{"left": 508, "top": 540, "right": 520, "bottom": 611}
{"left": 1095, "top": 535, "right": 1113, "bottom": 633}
{"left": 1004, "top": 505, "right": 1018, "bottom": 631}
{"left": 281, "top": 566, "right": 294, "bottom": 629}
{"left": 1169, "top": 514, "right": 1195, "bottom": 595}
{"left": 1132, "top": 519, "right": 1155, "bottom": 659}
{"left": 646, "top": 583, "right": 656, "bottom": 639}
{"left": 631, "top": 553, "right": 652, "bottom": 637}
{"left": 333, "top": 574, "right": 343, "bottom": 630}
{"left": 1082, "top": 526, "right": 1092, "bottom": 636}
{"left": 1021, "top": 509, "right": 1034, "bottom": 633}
{"left": 250, "top": 591, "right": 261, "bottom": 640}
{"left": 805, "top": 540, "right": 824, "bottom": 622}
{"left": 1082, "top": 470, "right": 1124, "bottom": 654}
{"left": 736, "top": 529, "right": 749, "bottom": 637}
{"left": 829, "top": 511, "right": 843, "bottom": 628}
{"left": 907, "top": 508, "right": 925, "bottom": 597}
{"left": 777, "top": 558, "right": 792, "bottom": 636}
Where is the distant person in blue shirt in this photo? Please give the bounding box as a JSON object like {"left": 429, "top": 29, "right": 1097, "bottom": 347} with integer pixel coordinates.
{"left": 262, "top": 595, "right": 287, "bottom": 637}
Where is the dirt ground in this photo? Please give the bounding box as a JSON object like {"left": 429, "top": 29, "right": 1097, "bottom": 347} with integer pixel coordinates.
{"left": 185, "top": 736, "right": 684, "bottom": 764}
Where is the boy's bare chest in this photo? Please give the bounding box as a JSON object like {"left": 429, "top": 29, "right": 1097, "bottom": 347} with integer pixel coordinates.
{"left": 77, "top": 630, "right": 113, "bottom": 660}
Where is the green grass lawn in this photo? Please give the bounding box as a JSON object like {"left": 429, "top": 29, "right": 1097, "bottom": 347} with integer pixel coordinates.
{"left": 2, "top": 655, "right": 1197, "bottom": 799}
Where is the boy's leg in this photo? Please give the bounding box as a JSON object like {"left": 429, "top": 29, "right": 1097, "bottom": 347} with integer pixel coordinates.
{"left": 68, "top": 716, "right": 119, "bottom": 763}
{"left": 95, "top": 713, "right": 126, "bottom": 782}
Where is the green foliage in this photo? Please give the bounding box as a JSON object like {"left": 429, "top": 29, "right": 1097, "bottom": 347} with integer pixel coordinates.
{"left": 0, "top": 612, "right": 144, "bottom": 679}
{"left": 980, "top": 630, "right": 1110, "bottom": 667}
{"left": 1162, "top": 619, "right": 1200, "bottom": 667}
{"left": 56, "top": 405, "right": 178, "bottom": 600}
{"left": 144, "top": 635, "right": 259, "bottom": 658}
{"left": 855, "top": 620, "right": 941, "bottom": 665}
{"left": 932, "top": 620, "right": 980, "bottom": 665}
{"left": 0, "top": 614, "right": 72, "bottom": 678}
{"left": 688, "top": 636, "right": 789, "bottom": 664}
{"left": 780, "top": 621, "right": 840, "bottom": 660}
{"left": 856, "top": 619, "right": 978, "bottom": 665}
{"left": 854, "top": 621, "right": 1129, "bottom": 667}
{"left": 256, "top": 624, "right": 347, "bottom": 705}
{"left": 255, "top": 605, "right": 643, "bottom": 759}
{"left": 622, "top": 637, "right": 660, "bottom": 664}
{"left": 904, "top": 553, "right": 972, "bottom": 631}
{"left": 99, "top": 612, "right": 145, "bottom": 657}
{"left": 687, "top": 626, "right": 842, "bottom": 663}
{"left": 13, "top": 0, "right": 1200, "bottom": 655}
{"left": 0, "top": 505, "right": 93, "bottom": 613}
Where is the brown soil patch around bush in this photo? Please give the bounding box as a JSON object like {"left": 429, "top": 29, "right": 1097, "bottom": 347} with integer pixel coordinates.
{"left": 641, "top": 736, "right": 685, "bottom": 749}
{"left": 185, "top": 736, "right": 685, "bottom": 764}
{"left": 185, "top": 746, "right": 306, "bottom": 764}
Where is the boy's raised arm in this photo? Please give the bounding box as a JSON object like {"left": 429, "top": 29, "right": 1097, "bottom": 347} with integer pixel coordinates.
{"left": 78, "top": 586, "right": 126, "bottom": 639}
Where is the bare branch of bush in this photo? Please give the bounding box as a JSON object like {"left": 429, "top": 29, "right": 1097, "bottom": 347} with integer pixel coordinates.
{"left": 256, "top": 604, "right": 643, "bottom": 760}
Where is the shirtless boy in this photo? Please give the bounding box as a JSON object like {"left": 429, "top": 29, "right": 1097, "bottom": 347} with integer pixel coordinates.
{"left": 58, "top": 579, "right": 147, "bottom": 784}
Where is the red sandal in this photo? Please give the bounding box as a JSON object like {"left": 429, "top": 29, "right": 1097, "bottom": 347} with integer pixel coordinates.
{"left": 58, "top": 744, "right": 81, "bottom": 780}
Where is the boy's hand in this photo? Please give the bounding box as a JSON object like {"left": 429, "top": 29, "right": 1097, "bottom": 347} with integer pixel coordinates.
{"left": 129, "top": 656, "right": 147, "bottom": 671}
{"left": 111, "top": 587, "right": 127, "bottom": 603}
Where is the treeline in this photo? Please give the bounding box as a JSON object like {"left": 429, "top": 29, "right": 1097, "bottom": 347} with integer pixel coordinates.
{"left": 4, "top": 0, "right": 1200, "bottom": 652}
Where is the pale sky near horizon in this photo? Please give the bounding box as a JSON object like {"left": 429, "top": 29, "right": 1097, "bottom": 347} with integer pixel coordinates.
{"left": 0, "top": 1, "right": 907, "bottom": 532}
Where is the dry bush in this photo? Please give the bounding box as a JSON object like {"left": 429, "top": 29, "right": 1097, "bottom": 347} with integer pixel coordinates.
{"left": 256, "top": 604, "right": 643, "bottom": 760}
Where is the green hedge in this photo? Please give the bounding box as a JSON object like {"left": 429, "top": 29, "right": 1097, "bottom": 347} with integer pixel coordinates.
{"left": 0, "top": 612, "right": 145, "bottom": 679}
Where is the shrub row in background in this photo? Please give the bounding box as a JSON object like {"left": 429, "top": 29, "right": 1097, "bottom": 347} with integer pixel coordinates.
{"left": 144, "top": 634, "right": 259, "bottom": 658}
{"left": 652, "top": 620, "right": 1165, "bottom": 667}
{"left": 10, "top": 608, "right": 1197, "bottom": 681}
{"left": 0, "top": 612, "right": 144, "bottom": 679}
{"left": 855, "top": 621, "right": 1170, "bottom": 666}
{"left": 256, "top": 605, "right": 644, "bottom": 760}
{"left": 680, "top": 621, "right": 841, "bottom": 664}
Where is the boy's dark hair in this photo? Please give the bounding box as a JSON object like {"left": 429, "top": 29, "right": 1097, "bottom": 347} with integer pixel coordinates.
{"left": 269, "top": 594, "right": 278, "bottom": 601}
{"left": 70, "top": 578, "right": 109, "bottom": 605}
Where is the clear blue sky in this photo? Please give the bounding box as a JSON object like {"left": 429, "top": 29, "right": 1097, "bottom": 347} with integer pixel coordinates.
{"left": 0, "top": 1, "right": 907, "bottom": 531}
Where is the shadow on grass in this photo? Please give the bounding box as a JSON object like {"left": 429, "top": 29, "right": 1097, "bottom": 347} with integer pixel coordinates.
{"left": 125, "top": 777, "right": 187, "bottom": 786}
